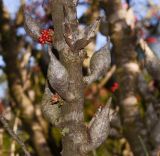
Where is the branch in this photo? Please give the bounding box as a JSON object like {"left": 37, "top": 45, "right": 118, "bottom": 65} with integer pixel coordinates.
{"left": 98, "top": 65, "right": 116, "bottom": 89}
{"left": 10, "top": 114, "right": 20, "bottom": 156}
{"left": 80, "top": 98, "right": 113, "bottom": 153}
{"left": 24, "top": 13, "right": 41, "bottom": 41}
{"left": 139, "top": 39, "right": 160, "bottom": 80}
{"left": 83, "top": 40, "right": 111, "bottom": 85}
{"left": 138, "top": 74, "right": 159, "bottom": 130}
{"left": 47, "top": 46, "right": 74, "bottom": 101}
{"left": 41, "top": 82, "right": 61, "bottom": 127}
{"left": 150, "top": 120, "right": 160, "bottom": 155}
{"left": 0, "top": 115, "right": 31, "bottom": 156}
{"left": 51, "top": 0, "right": 65, "bottom": 51}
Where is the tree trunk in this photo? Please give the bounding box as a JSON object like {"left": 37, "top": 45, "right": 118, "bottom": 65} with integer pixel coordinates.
{"left": 102, "top": 1, "right": 150, "bottom": 155}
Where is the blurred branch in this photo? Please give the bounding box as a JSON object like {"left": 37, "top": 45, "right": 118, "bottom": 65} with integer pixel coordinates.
{"left": 103, "top": 1, "right": 151, "bottom": 155}
{"left": 138, "top": 135, "right": 149, "bottom": 156}
{"left": 0, "top": 114, "right": 31, "bottom": 156}
{"left": 139, "top": 39, "right": 160, "bottom": 80}
{"left": 15, "top": 1, "right": 25, "bottom": 27}
{"left": 98, "top": 65, "right": 116, "bottom": 89}
{"left": 0, "top": 128, "right": 4, "bottom": 155}
{"left": 10, "top": 114, "right": 20, "bottom": 156}
{"left": 79, "top": 0, "right": 99, "bottom": 24}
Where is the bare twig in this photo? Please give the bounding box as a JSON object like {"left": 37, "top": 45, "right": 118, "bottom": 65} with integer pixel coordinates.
{"left": 0, "top": 115, "right": 31, "bottom": 156}
{"left": 0, "top": 128, "right": 4, "bottom": 155}
{"left": 98, "top": 65, "right": 116, "bottom": 89}
{"left": 138, "top": 135, "right": 149, "bottom": 156}
{"left": 24, "top": 13, "right": 41, "bottom": 41}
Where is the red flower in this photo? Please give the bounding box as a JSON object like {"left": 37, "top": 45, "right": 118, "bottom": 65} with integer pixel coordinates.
{"left": 110, "top": 82, "right": 119, "bottom": 93}
{"left": 146, "top": 37, "right": 157, "bottom": 43}
{"left": 38, "top": 29, "right": 54, "bottom": 44}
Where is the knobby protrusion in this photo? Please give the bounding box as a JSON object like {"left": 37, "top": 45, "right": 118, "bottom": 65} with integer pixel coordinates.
{"left": 41, "top": 83, "right": 61, "bottom": 126}
{"left": 64, "top": 18, "right": 100, "bottom": 51}
{"left": 47, "top": 46, "right": 74, "bottom": 101}
{"left": 83, "top": 40, "right": 111, "bottom": 85}
{"left": 74, "top": 18, "right": 100, "bottom": 51}
{"left": 24, "top": 13, "right": 41, "bottom": 40}
{"left": 80, "top": 98, "right": 113, "bottom": 153}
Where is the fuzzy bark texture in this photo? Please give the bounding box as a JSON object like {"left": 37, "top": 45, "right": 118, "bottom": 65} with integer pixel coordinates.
{"left": 102, "top": 1, "right": 151, "bottom": 155}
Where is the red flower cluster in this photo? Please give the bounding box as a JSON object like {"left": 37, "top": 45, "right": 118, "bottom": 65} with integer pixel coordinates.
{"left": 146, "top": 37, "right": 157, "bottom": 43}
{"left": 110, "top": 82, "right": 119, "bottom": 93}
{"left": 38, "top": 29, "right": 54, "bottom": 44}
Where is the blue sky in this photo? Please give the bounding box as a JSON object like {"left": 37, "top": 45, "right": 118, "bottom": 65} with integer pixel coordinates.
{"left": 3, "top": 0, "right": 20, "bottom": 18}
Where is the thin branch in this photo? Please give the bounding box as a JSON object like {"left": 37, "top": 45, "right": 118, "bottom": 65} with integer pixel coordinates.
{"left": 24, "top": 13, "right": 41, "bottom": 40}
{"left": 0, "top": 115, "right": 31, "bottom": 156}
{"left": 138, "top": 135, "right": 149, "bottom": 156}
{"left": 98, "top": 65, "right": 116, "bottom": 89}
{"left": 0, "top": 128, "right": 4, "bottom": 155}
{"left": 10, "top": 115, "right": 20, "bottom": 156}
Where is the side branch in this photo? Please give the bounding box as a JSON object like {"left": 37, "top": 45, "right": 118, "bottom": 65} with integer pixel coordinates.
{"left": 24, "top": 13, "right": 41, "bottom": 41}
{"left": 47, "top": 46, "right": 74, "bottom": 101}
{"left": 64, "top": 18, "right": 100, "bottom": 51}
{"left": 80, "top": 98, "right": 113, "bottom": 153}
{"left": 83, "top": 41, "right": 111, "bottom": 85}
{"left": 74, "top": 18, "right": 100, "bottom": 51}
